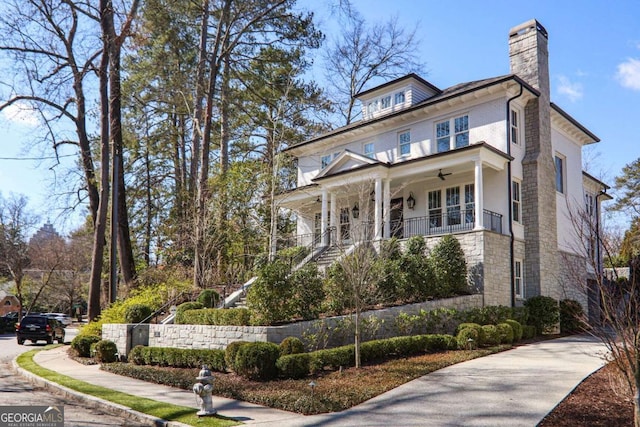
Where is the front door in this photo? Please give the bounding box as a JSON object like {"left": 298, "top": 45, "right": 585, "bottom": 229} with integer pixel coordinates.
{"left": 390, "top": 198, "right": 404, "bottom": 238}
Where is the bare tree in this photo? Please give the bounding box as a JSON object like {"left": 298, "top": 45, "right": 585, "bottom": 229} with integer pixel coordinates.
{"left": 323, "top": 1, "right": 424, "bottom": 125}
{"left": 0, "top": 195, "right": 39, "bottom": 321}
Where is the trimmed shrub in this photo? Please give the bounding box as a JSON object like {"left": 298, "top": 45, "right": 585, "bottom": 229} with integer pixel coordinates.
{"left": 128, "top": 345, "right": 145, "bottom": 365}
{"left": 430, "top": 234, "right": 469, "bottom": 296}
{"left": 461, "top": 306, "right": 512, "bottom": 325}
{"left": 127, "top": 346, "right": 226, "bottom": 371}
{"left": 510, "top": 306, "right": 529, "bottom": 325}
{"left": 456, "top": 323, "right": 486, "bottom": 346}
{"left": 124, "top": 304, "right": 153, "bottom": 324}
{"left": 524, "top": 296, "right": 559, "bottom": 334}
{"left": 560, "top": 299, "right": 585, "bottom": 333}
{"left": 225, "top": 341, "right": 250, "bottom": 372}
{"left": 496, "top": 323, "right": 514, "bottom": 344}
{"left": 276, "top": 353, "right": 311, "bottom": 379}
{"left": 309, "top": 345, "right": 355, "bottom": 374}
{"left": 481, "top": 325, "right": 500, "bottom": 346}
{"left": 456, "top": 327, "right": 479, "bottom": 349}
{"left": 522, "top": 324, "right": 537, "bottom": 339}
{"left": 174, "top": 302, "right": 204, "bottom": 324}
{"left": 290, "top": 263, "right": 324, "bottom": 320}
{"left": 425, "top": 334, "right": 458, "bottom": 352}
{"left": 504, "top": 319, "right": 523, "bottom": 341}
{"left": 197, "top": 289, "right": 220, "bottom": 308}
{"left": 71, "top": 335, "right": 101, "bottom": 357}
{"left": 234, "top": 342, "right": 280, "bottom": 381}
{"left": 279, "top": 337, "right": 305, "bottom": 356}
{"left": 93, "top": 340, "right": 118, "bottom": 363}
{"left": 178, "top": 308, "right": 251, "bottom": 326}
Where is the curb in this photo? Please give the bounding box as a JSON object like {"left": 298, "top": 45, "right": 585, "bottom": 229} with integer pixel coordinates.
{"left": 12, "top": 354, "right": 191, "bottom": 427}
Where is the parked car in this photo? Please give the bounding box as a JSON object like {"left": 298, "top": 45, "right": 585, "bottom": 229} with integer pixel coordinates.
{"left": 44, "top": 313, "right": 73, "bottom": 326}
{"left": 16, "top": 315, "right": 65, "bottom": 345}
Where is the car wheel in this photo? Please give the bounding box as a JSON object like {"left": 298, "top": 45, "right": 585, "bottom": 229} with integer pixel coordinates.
{"left": 46, "top": 336, "right": 53, "bottom": 345}
{"left": 17, "top": 339, "right": 24, "bottom": 345}
{"left": 58, "top": 334, "right": 65, "bottom": 344}
{"left": 31, "top": 340, "right": 37, "bottom": 344}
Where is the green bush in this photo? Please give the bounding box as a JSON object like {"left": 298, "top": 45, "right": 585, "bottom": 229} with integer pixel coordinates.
{"left": 71, "top": 335, "right": 101, "bottom": 357}
{"left": 496, "top": 323, "right": 514, "bottom": 344}
{"left": 309, "top": 345, "right": 355, "bottom": 373}
{"left": 560, "top": 299, "right": 585, "bottom": 333}
{"left": 456, "top": 323, "right": 486, "bottom": 346}
{"left": 197, "top": 289, "right": 220, "bottom": 308}
{"left": 524, "top": 296, "right": 559, "bottom": 334}
{"left": 276, "top": 353, "right": 311, "bottom": 379}
{"left": 504, "top": 319, "right": 523, "bottom": 341}
{"left": 399, "top": 236, "right": 435, "bottom": 302}
{"left": 234, "top": 342, "right": 280, "bottom": 381}
{"left": 246, "top": 260, "right": 294, "bottom": 324}
{"left": 481, "top": 325, "right": 500, "bottom": 346}
{"left": 461, "top": 306, "right": 512, "bottom": 325}
{"left": 456, "top": 327, "right": 479, "bottom": 350}
{"left": 93, "top": 340, "right": 118, "bottom": 363}
{"left": 430, "top": 235, "right": 469, "bottom": 296}
{"left": 279, "top": 337, "right": 305, "bottom": 356}
{"left": 289, "top": 263, "right": 324, "bottom": 320}
{"left": 225, "top": 341, "right": 250, "bottom": 372}
{"left": 510, "top": 306, "right": 529, "bottom": 325}
{"left": 177, "top": 308, "right": 251, "bottom": 326}
{"left": 174, "top": 302, "right": 205, "bottom": 324}
{"left": 522, "top": 324, "right": 537, "bottom": 339}
{"left": 126, "top": 346, "right": 226, "bottom": 371}
{"left": 124, "top": 304, "right": 153, "bottom": 324}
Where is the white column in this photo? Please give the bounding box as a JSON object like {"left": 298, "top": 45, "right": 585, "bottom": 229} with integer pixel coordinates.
{"left": 330, "top": 192, "right": 337, "bottom": 244}
{"left": 383, "top": 179, "right": 391, "bottom": 238}
{"left": 374, "top": 178, "right": 383, "bottom": 240}
{"left": 474, "top": 159, "right": 484, "bottom": 230}
{"left": 321, "top": 188, "right": 329, "bottom": 245}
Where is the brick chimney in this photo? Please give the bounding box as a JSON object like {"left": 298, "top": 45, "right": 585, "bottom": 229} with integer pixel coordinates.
{"left": 509, "top": 20, "right": 559, "bottom": 301}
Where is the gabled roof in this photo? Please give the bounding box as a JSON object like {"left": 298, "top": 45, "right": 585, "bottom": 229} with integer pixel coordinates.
{"left": 285, "top": 74, "right": 539, "bottom": 153}
{"left": 313, "top": 149, "right": 386, "bottom": 180}
{"left": 355, "top": 73, "right": 442, "bottom": 98}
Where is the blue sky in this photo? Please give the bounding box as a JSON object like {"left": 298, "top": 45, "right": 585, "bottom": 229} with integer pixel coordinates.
{"left": 1, "top": 0, "right": 638, "bottom": 234}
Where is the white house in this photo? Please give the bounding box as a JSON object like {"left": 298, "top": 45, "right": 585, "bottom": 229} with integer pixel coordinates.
{"left": 275, "top": 19, "right": 610, "bottom": 318}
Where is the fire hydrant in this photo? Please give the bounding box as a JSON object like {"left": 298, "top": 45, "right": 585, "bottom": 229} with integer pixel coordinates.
{"left": 193, "top": 365, "right": 216, "bottom": 416}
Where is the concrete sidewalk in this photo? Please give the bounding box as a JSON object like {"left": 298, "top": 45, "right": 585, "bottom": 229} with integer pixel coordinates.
{"left": 24, "top": 335, "right": 607, "bottom": 426}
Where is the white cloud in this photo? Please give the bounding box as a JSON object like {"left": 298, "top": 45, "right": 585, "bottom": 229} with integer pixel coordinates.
{"left": 2, "top": 102, "right": 40, "bottom": 127}
{"left": 556, "top": 75, "right": 583, "bottom": 102}
{"left": 616, "top": 58, "right": 640, "bottom": 91}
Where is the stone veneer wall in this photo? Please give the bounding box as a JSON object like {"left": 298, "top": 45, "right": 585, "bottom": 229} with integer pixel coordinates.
{"left": 102, "top": 295, "right": 482, "bottom": 356}
{"left": 557, "top": 250, "right": 589, "bottom": 313}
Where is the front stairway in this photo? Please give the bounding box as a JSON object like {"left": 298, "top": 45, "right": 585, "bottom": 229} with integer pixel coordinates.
{"left": 314, "top": 244, "right": 344, "bottom": 271}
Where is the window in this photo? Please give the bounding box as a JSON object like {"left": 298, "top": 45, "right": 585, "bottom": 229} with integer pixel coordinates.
{"left": 512, "top": 180, "right": 521, "bottom": 223}
{"left": 381, "top": 96, "right": 391, "bottom": 109}
{"left": 394, "top": 91, "right": 405, "bottom": 104}
{"left": 514, "top": 260, "right": 524, "bottom": 299}
{"left": 510, "top": 109, "right": 519, "bottom": 145}
{"left": 364, "top": 142, "right": 374, "bottom": 159}
{"left": 436, "top": 114, "right": 469, "bottom": 152}
{"left": 321, "top": 154, "right": 331, "bottom": 169}
{"left": 428, "top": 190, "right": 442, "bottom": 228}
{"left": 464, "top": 184, "right": 475, "bottom": 224}
{"left": 4, "top": 300, "right": 11, "bottom": 306}
{"left": 398, "top": 130, "right": 411, "bottom": 157}
{"left": 585, "top": 193, "right": 595, "bottom": 216}
{"left": 555, "top": 155, "right": 565, "bottom": 193}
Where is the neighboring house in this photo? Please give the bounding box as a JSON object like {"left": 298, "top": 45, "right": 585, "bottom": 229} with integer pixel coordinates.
{"left": 275, "top": 19, "right": 610, "bottom": 319}
{"left": 0, "top": 290, "right": 20, "bottom": 316}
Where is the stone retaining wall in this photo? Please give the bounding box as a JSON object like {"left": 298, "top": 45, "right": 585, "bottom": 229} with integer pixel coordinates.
{"left": 102, "top": 294, "right": 482, "bottom": 356}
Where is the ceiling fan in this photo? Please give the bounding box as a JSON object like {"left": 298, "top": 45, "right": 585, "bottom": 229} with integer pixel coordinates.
{"left": 437, "top": 169, "right": 452, "bottom": 181}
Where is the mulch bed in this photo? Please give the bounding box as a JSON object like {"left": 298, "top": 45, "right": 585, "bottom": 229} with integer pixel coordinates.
{"left": 539, "top": 362, "right": 633, "bottom": 426}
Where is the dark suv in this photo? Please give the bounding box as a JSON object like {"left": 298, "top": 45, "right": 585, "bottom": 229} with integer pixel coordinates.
{"left": 16, "top": 315, "right": 65, "bottom": 345}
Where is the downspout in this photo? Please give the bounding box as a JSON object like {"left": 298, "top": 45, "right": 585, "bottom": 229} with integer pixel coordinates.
{"left": 506, "top": 83, "right": 524, "bottom": 307}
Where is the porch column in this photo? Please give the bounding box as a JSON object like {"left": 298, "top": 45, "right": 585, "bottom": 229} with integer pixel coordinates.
{"left": 474, "top": 159, "right": 484, "bottom": 230}
{"left": 330, "top": 192, "right": 337, "bottom": 244}
{"left": 383, "top": 179, "right": 391, "bottom": 238}
{"left": 321, "top": 188, "right": 329, "bottom": 245}
{"left": 374, "top": 178, "right": 383, "bottom": 240}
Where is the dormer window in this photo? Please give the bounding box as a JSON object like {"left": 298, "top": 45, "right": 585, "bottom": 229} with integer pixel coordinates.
{"left": 394, "top": 91, "right": 405, "bottom": 104}
{"left": 321, "top": 154, "right": 331, "bottom": 169}
{"left": 381, "top": 96, "right": 391, "bottom": 109}
{"left": 367, "top": 100, "right": 379, "bottom": 115}
{"left": 364, "top": 142, "right": 375, "bottom": 159}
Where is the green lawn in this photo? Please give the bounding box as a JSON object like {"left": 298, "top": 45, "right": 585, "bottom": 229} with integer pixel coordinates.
{"left": 17, "top": 348, "right": 238, "bottom": 427}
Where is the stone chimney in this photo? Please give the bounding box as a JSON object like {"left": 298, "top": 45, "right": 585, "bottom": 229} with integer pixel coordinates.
{"left": 509, "top": 20, "right": 559, "bottom": 301}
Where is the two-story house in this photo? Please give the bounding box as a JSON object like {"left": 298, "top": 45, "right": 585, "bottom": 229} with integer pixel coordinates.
{"left": 276, "top": 19, "right": 609, "bottom": 318}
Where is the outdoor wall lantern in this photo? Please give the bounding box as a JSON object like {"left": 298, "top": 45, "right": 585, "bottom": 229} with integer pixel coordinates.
{"left": 352, "top": 203, "right": 360, "bottom": 219}
{"left": 406, "top": 192, "right": 416, "bottom": 210}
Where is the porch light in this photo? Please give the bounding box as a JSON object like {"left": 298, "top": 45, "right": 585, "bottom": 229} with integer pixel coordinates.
{"left": 406, "top": 192, "right": 416, "bottom": 210}
{"left": 352, "top": 203, "right": 359, "bottom": 219}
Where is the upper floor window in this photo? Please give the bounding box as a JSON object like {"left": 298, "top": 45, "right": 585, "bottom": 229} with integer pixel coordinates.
{"left": 436, "top": 114, "right": 469, "bottom": 152}
{"left": 321, "top": 154, "right": 331, "bottom": 169}
{"left": 394, "top": 91, "right": 405, "bottom": 104}
{"left": 510, "top": 109, "right": 519, "bottom": 145}
{"left": 398, "top": 130, "right": 411, "bottom": 157}
{"left": 381, "top": 96, "right": 391, "bottom": 109}
{"left": 555, "top": 155, "right": 565, "bottom": 194}
{"left": 585, "top": 193, "right": 595, "bottom": 216}
{"left": 512, "top": 180, "right": 522, "bottom": 223}
{"left": 367, "top": 100, "right": 379, "bottom": 115}
{"left": 364, "top": 142, "right": 374, "bottom": 159}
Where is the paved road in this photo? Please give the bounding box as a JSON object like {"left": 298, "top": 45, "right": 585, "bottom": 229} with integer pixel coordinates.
{"left": 0, "top": 329, "right": 149, "bottom": 427}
